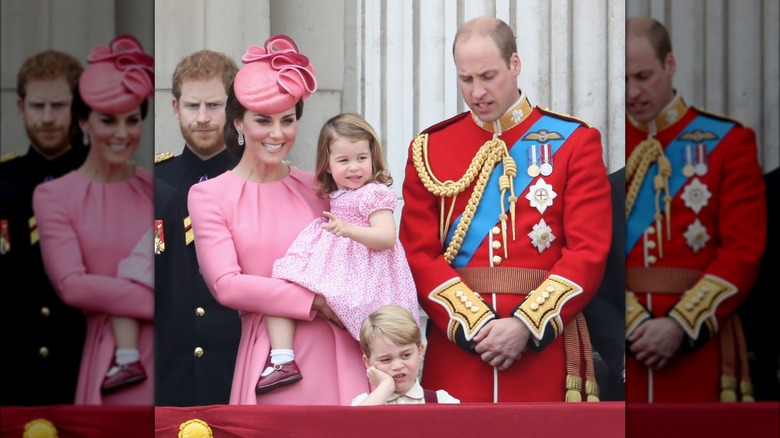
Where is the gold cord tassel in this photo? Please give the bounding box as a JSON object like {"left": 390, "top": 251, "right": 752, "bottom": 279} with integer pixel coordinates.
{"left": 566, "top": 374, "right": 583, "bottom": 402}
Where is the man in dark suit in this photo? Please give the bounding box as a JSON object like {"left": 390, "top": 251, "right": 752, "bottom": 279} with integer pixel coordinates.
{"left": 154, "top": 50, "right": 241, "bottom": 406}
{"left": 1, "top": 50, "right": 87, "bottom": 405}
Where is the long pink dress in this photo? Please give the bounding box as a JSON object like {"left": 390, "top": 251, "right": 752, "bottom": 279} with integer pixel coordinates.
{"left": 272, "top": 182, "right": 420, "bottom": 340}
{"left": 32, "top": 168, "right": 154, "bottom": 405}
{"left": 188, "top": 167, "right": 370, "bottom": 405}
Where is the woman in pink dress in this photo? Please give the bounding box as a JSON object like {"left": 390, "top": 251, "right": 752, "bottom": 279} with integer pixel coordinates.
{"left": 32, "top": 35, "right": 154, "bottom": 405}
{"left": 261, "top": 113, "right": 420, "bottom": 394}
{"left": 188, "top": 35, "right": 369, "bottom": 405}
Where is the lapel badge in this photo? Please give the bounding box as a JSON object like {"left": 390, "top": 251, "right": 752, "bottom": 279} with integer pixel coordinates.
{"left": 525, "top": 178, "right": 557, "bottom": 214}
{"left": 154, "top": 219, "right": 165, "bottom": 254}
{"left": 681, "top": 178, "right": 711, "bottom": 214}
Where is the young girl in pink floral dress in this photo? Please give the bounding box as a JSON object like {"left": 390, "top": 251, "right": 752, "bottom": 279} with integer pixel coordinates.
{"left": 258, "top": 113, "right": 420, "bottom": 394}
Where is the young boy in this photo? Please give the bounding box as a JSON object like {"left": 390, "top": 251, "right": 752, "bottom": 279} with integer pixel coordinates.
{"left": 352, "top": 305, "right": 460, "bottom": 405}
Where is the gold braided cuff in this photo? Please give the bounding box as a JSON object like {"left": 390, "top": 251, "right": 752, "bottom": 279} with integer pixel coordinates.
{"left": 669, "top": 274, "right": 737, "bottom": 340}
{"left": 430, "top": 278, "right": 495, "bottom": 341}
{"left": 626, "top": 291, "right": 651, "bottom": 337}
{"left": 514, "top": 275, "right": 583, "bottom": 341}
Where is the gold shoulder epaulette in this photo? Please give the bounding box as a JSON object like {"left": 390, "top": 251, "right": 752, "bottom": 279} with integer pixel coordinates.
{"left": 0, "top": 151, "right": 20, "bottom": 163}
{"left": 154, "top": 152, "right": 174, "bottom": 164}
{"left": 692, "top": 106, "right": 746, "bottom": 127}
{"left": 538, "top": 107, "right": 591, "bottom": 128}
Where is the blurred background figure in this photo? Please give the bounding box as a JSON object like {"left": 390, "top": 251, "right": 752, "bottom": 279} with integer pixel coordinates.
{"left": 0, "top": 49, "right": 87, "bottom": 406}
{"left": 32, "top": 34, "right": 155, "bottom": 405}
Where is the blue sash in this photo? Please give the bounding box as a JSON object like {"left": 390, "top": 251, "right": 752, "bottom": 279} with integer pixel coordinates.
{"left": 626, "top": 115, "right": 735, "bottom": 255}
{"left": 447, "top": 116, "right": 580, "bottom": 268}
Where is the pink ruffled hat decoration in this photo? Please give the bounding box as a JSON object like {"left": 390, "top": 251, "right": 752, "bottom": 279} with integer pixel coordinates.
{"left": 234, "top": 34, "right": 317, "bottom": 114}
{"left": 79, "top": 34, "right": 154, "bottom": 114}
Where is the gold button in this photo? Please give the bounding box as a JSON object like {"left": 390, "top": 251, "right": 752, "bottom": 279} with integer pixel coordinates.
{"left": 460, "top": 295, "right": 468, "bottom": 303}
{"left": 465, "top": 301, "right": 473, "bottom": 308}
{"left": 627, "top": 305, "right": 634, "bottom": 312}
{"left": 536, "top": 296, "right": 544, "bottom": 304}
{"left": 692, "top": 296, "right": 700, "bottom": 304}
{"left": 530, "top": 302, "right": 539, "bottom": 311}
{"left": 541, "top": 291, "right": 550, "bottom": 299}
{"left": 195, "top": 307, "right": 205, "bottom": 317}
{"left": 39, "top": 346, "right": 49, "bottom": 358}
{"left": 647, "top": 240, "right": 656, "bottom": 249}
{"left": 492, "top": 226, "right": 501, "bottom": 235}
{"left": 40, "top": 306, "right": 51, "bottom": 317}
{"left": 455, "top": 290, "right": 463, "bottom": 297}
{"left": 492, "top": 255, "right": 502, "bottom": 266}
{"left": 491, "top": 240, "right": 502, "bottom": 250}
{"left": 702, "top": 286, "right": 710, "bottom": 293}
{"left": 646, "top": 227, "right": 655, "bottom": 235}
{"left": 546, "top": 285, "right": 555, "bottom": 293}
{"left": 470, "top": 306, "right": 479, "bottom": 313}
{"left": 194, "top": 347, "right": 204, "bottom": 358}
{"left": 685, "top": 303, "right": 693, "bottom": 310}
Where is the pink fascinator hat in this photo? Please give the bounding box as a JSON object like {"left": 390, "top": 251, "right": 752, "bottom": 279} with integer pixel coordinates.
{"left": 234, "top": 35, "right": 317, "bottom": 114}
{"left": 79, "top": 34, "right": 154, "bottom": 114}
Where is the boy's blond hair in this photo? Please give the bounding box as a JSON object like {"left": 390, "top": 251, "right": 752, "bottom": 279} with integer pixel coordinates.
{"left": 359, "top": 305, "right": 421, "bottom": 357}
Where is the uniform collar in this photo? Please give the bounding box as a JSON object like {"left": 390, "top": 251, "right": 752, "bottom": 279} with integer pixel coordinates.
{"left": 627, "top": 93, "right": 688, "bottom": 135}
{"left": 385, "top": 379, "right": 424, "bottom": 402}
{"left": 471, "top": 90, "right": 533, "bottom": 135}
{"left": 180, "top": 145, "right": 236, "bottom": 179}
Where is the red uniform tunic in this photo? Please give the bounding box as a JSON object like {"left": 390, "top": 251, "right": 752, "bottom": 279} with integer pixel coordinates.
{"left": 625, "top": 95, "right": 766, "bottom": 402}
{"left": 400, "top": 93, "right": 611, "bottom": 402}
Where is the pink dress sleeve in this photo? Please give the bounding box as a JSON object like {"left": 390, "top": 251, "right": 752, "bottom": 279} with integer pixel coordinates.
{"left": 187, "top": 175, "right": 318, "bottom": 320}
{"left": 32, "top": 173, "right": 153, "bottom": 321}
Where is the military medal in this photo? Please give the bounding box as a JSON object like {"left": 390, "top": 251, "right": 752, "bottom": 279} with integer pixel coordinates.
{"left": 681, "top": 178, "right": 711, "bottom": 214}
{"left": 694, "top": 144, "right": 708, "bottom": 176}
{"left": 526, "top": 178, "right": 557, "bottom": 214}
{"left": 154, "top": 219, "right": 165, "bottom": 254}
{"left": 528, "top": 218, "right": 555, "bottom": 253}
{"left": 682, "top": 145, "right": 695, "bottom": 177}
{"left": 683, "top": 218, "right": 710, "bottom": 252}
{"left": 527, "top": 144, "right": 540, "bottom": 177}
{"left": 540, "top": 144, "right": 553, "bottom": 176}
{"left": 0, "top": 219, "right": 9, "bottom": 255}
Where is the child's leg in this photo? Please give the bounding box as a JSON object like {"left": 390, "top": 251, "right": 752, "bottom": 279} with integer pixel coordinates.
{"left": 109, "top": 316, "right": 141, "bottom": 368}
{"left": 265, "top": 316, "right": 295, "bottom": 350}
{"left": 102, "top": 316, "right": 146, "bottom": 392}
{"left": 260, "top": 316, "right": 299, "bottom": 380}
{"left": 256, "top": 315, "right": 303, "bottom": 393}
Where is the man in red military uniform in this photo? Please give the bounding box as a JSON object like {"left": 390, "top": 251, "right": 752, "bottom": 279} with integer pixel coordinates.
{"left": 399, "top": 16, "right": 612, "bottom": 402}
{"left": 625, "top": 17, "right": 766, "bottom": 402}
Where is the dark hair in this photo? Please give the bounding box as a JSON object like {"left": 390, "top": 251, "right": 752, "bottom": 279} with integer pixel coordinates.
{"left": 70, "top": 84, "right": 149, "bottom": 147}
{"left": 223, "top": 81, "right": 305, "bottom": 159}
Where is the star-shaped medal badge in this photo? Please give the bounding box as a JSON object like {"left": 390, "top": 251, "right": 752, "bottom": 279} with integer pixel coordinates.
{"left": 683, "top": 218, "right": 710, "bottom": 252}
{"left": 681, "top": 177, "right": 711, "bottom": 214}
{"left": 525, "top": 178, "right": 557, "bottom": 214}
{"left": 528, "top": 218, "right": 556, "bottom": 253}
